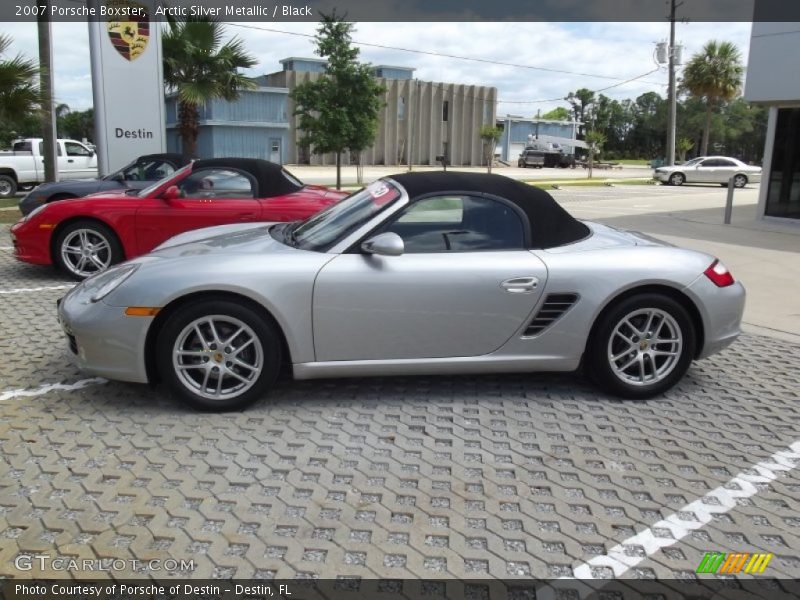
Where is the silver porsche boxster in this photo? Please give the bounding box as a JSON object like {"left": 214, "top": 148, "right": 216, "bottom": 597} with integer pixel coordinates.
{"left": 57, "top": 172, "right": 745, "bottom": 410}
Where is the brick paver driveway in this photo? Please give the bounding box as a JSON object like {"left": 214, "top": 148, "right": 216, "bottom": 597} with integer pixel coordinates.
{"left": 1, "top": 223, "right": 799, "bottom": 591}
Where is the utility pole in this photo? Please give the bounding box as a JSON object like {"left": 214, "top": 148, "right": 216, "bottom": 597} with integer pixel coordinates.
{"left": 37, "top": 0, "right": 58, "bottom": 182}
{"left": 666, "top": 0, "right": 680, "bottom": 166}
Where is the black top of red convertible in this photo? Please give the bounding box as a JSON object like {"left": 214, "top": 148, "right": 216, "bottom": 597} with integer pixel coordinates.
{"left": 192, "top": 158, "right": 303, "bottom": 198}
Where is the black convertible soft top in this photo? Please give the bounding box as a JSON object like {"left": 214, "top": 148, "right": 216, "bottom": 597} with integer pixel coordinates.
{"left": 136, "top": 152, "right": 191, "bottom": 167}
{"left": 192, "top": 158, "right": 303, "bottom": 198}
{"left": 388, "top": 172, "right": 590, "bottom": 249}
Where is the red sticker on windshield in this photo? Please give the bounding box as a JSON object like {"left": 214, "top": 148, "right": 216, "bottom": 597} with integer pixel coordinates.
{"left": 367, "top": 182, "right": 397, "bottom": 206}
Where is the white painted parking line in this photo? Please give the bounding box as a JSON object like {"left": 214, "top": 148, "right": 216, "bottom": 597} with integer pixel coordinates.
{"left": 0, "top": 377, "right": 107, "bottom": 403}
{"left": 0, "top": 284, "right": 74, "bottom": 295}
{"left": 568, "top": 439, "right": 800, "bottom": 579}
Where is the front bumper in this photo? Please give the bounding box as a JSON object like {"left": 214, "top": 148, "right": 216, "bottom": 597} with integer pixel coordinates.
{"left": 10, "top": 220, "right": 52, "bottom": 265}
{"left": 57, "top": 286, "right": 152, "bottom": 383}
{"left": 653, "top": 171, "right": 670, "bottom": 182}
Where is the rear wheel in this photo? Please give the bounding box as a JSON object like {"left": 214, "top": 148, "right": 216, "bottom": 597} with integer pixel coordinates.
{"left": 157, "top": 300, "right": 281, "bottom": 411}
{"left": 0, "top": 174, "right": 17, "bottom": 198}
{"left": 587, "top": 294, "right": 695, "bottom": 399}
{"left": 668, "top": 172, "right": 685, "bottom": 186}
{"left": 54, "top": 220, "right": 123, "bottom": 280}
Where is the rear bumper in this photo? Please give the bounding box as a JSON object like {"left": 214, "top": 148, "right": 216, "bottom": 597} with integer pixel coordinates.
{"left": 685, "top": 276, "right": 746, "bottom": 359}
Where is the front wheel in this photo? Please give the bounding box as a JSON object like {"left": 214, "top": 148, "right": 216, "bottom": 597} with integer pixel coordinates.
{"left": 732, "top": 174, "right": 748, "bottom": 188}
{"left": 668, "top": 172, "right": 685, "bottom": 186}
{"left": 156, "top": 300, "right": 281, "bottom": 411}
{"left": 53, "top": 220, "right": 123, "bottom": 280}
{"left": 587, "top": 294, "right": 696, "bottom": 399}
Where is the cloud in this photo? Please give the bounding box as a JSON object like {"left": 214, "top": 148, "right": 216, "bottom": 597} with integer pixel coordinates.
{"left": 1, "top": 21, "right": 753, "bottom": 116}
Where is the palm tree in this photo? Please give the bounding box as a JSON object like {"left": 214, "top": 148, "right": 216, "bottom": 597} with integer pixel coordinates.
{"left": 162, "top": 19, "right": 257, "bottom": 156}
{"left": 680, "top": 40, "right": 743, "bottom": 156}
{"left": 0, "top": 34, "right": 39, "bottom": 126}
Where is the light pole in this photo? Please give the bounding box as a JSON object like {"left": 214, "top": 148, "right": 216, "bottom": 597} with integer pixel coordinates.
{"left": 661, "top": 0, "right": 683, "bottom": 166}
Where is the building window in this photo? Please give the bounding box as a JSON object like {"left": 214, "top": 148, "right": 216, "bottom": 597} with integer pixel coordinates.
{"left": 442, "top": 100, "right": 449, "bottom": 122}
{"left": 398, "top": 96, "right": 406, "bottom": 121}
{"left": 765, "top": 108, "right": 800, "bottom": 219}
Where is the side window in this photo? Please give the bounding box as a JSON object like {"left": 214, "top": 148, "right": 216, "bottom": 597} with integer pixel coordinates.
{"left": 384, "top": 195, "right": 525, "bottom": 253}
{"left": 122, "top": 160, "right": 176, "bottom": 181}
{"left": 177, "top": 168, "right": 255, "bottom": 199}
{"left": 37, "top": 142, "right": 62, "bottom": 156}
{"left": 716, "top": 159, "right": 736, "bottom": 167}
{"left": 65, "top": 142, "right": 92, "bottom": 157}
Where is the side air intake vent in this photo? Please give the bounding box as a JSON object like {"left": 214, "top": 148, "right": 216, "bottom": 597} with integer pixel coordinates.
{"left": 524, "top": 293, "right": 579, "bottom": 337}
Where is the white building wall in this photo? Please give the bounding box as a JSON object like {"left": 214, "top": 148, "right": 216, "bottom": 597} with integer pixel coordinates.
{"left": 744, "top": 23, "right": 800, "bottom": 103}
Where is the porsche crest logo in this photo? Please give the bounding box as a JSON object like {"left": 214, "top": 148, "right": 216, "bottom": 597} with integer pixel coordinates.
{"left": 106, "top": 1, "right": 149, "bottom": 62}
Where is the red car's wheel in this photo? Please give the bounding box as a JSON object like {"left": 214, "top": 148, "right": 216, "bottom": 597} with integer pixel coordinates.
{"left": 54, "top": 220, "right": 123, "bottom": 280}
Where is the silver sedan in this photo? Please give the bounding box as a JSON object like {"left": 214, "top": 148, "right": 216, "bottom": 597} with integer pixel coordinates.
{"left": 58, "top": 172, "right": 745, "bottom": 410}
{"left": 653, "top": 156, "right": 762, "bottom": 187}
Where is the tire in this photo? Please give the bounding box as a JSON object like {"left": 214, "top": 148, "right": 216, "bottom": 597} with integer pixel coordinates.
{"left": 732, "top": 174, "right": 748, "bottom": 188}
{"left": 586, "top": 293, "right": 696, "bottom": 399}
{"left": 156, "top": 300, "right": 281, "bottom": 411}
{"left": 668, "top": 172, "right": 685, "bottom": 186}
{"left": 0, "top": 174, "right": 18, "bottom": 198}
{"left": 53, "top": 220, "right": 123, "bottom": 280}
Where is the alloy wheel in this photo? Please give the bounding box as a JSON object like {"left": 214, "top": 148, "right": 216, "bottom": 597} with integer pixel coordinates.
{"left": 172, "top": 315, "right": 264, "bottom": 401}
{"left": 607, "top": 308, "right": 683, "bottom": 387}
{"left": 60, "top": 228, "right": 113, "bottom": 277}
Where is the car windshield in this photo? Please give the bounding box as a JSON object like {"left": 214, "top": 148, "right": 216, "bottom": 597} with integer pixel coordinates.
{"left": 683, "top": 158, "right": 703, "bottom": 166}
{"left": 291, "top": 180, "right": 402, "bottom": 251}
{"left": 137, "top": 164, "right": 191, "bottom": 197}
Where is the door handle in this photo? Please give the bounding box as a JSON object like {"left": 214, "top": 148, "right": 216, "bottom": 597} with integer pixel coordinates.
{"left": 68, "top": 159, "right": 74, "bottom": 163}
{"left": 237, "top": 212, "right": 257, "bottom": 220}
{"left": 501, "top": 277, "right": 539, "bottom": 293}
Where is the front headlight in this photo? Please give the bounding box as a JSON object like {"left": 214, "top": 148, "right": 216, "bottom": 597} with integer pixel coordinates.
{"left": 82, "top": 263, "right": 139, "bottom": 302}
{"left": 23, "top": 202, "right": 48, "bottom": 221}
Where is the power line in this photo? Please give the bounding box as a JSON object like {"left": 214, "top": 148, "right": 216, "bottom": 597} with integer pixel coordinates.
{"left": 226, "top": 22, "right": 665, "bottom": 86}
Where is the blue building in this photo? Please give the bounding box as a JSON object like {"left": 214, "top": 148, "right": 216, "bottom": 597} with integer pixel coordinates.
{"left": 165, "top": 80, "right": 290, "bottom": 162}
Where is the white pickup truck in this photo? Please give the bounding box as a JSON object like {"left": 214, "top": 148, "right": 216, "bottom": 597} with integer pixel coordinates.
{"left": 0, "top": 138, "right": 98, "bottom": 197}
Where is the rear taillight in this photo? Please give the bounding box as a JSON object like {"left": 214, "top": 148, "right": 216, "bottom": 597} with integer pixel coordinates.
{"left": 704, "top": 259, "right": 735, "bottom": 287}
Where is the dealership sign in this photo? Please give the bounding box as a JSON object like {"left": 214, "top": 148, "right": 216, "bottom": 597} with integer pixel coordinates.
{"left": 88, "top": 0, "right": 165, "bottom": 175}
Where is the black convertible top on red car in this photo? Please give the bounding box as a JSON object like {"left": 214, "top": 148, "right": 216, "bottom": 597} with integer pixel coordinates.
{"left": 192, "top": 158, "right": 303, "bottom": 198}
{"left": 388, "top": 172, "right": 590, "bottom": 249}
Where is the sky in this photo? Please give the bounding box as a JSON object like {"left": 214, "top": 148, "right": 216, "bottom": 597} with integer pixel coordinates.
{"left": 3, "top": 20, "right": 753, "bottom": 117}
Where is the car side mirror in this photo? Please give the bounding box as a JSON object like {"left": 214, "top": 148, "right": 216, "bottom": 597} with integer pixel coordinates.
{"left": 162, "top": 185, "right": 181, "bottom": 201}
{"left": 361, "top": 232, "right": 404, "bottom": 257}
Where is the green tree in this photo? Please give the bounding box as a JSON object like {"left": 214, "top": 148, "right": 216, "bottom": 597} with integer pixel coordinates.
{"left": 59, "top": 108, "right": 94, "bottom": 141}
{"left": 162, "top": 19, "right": 257, "bottom": 157}
{"left": 479, "top": 124, "right": 502, "bottom": 173}
{"left": 291, "top": 13, "right": 385, "bottom": 189}
{"left": 565, "top": 88, "right": 595, "bottom": 137}
{"left": 585, "top": 130, "right": 606, "bottom": 179}
{"left": 541, "top": 107, "right": 570, "bottom": 121}
{"left": 0, "top": 34, "right": 40, "bottom": 144}
{"left": 676, "top": 137, "right": 694, "bottom": 162}
{"left": 680, "top": 40, "right": 744, "bottom": 156}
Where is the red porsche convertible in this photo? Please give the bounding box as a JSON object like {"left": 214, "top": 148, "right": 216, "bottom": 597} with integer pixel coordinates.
{"left": 11, "top": 158, "right": 347, "bottom": 279}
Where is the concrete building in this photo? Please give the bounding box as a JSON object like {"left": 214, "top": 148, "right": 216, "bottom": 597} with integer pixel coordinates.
{"left": 744, "top": 22, "right": 800, "bottom": 222}
{"left": 166, "top": 57, "right": 497, "bottom": 167}
{"left": 265, "top": 57, "right": 497, "bottom": 167}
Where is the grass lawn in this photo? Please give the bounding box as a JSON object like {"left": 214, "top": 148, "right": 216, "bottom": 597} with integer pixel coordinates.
{"left": 0, "top": 198, "right": 20, "bottom": 209}
{"left": 522, "top": 178, "right": 655, "bottom": 188}
{"left": 612, "top": 159, "right": 652, "bottom": 166}
{"left": 0, "top": 210, "right": 21, "bottom": 224}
